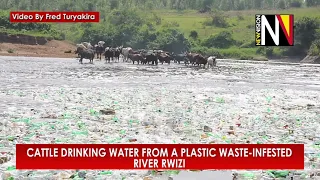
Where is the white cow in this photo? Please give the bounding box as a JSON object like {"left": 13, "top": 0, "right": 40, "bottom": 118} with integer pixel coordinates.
{"left": 121, "top": 47, "right": 132, "bottom": 62}
{"left": 207, "top": 56, "right": 217, "bottom": 69}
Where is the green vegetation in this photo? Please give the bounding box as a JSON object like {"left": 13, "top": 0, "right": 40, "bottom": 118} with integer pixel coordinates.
{"left": 7, "top": 48, "right": 14, "bottom": 53}
{"left": 0, "top": 0, "right": 319, "bottom": 60}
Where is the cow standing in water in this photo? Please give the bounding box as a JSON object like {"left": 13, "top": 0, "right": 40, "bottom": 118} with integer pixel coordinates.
{"left": 121, "top": 47, "right": 132, "bottom": 62}
{"left": 75, "top": 45, "right": 95, "bottom": 64}
{"left": 207, "top": 56, "right": 217, "bottom": 68}
{"left": 104, "top": 47, "right": 114, "bottom": 63}
{"left": 95, "top": 41, "right": 105, "bottom": 60}
{"left": 113, "top": 47, "right": 121, "bottom": 62}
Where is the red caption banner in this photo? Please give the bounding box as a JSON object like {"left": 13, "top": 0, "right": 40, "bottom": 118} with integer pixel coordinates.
{"left": 10, "top": 11, "right": 100, "bottom": 23}
{"left": 16, "top": 144, "right": 304, "bottom": 170}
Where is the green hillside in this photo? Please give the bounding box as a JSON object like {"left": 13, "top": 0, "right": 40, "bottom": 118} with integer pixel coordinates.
{"left": 0, "top": 0, "right": 319, "bottom": 60}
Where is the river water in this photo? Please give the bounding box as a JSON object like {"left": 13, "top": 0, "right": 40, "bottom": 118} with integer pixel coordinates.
{"left": 0, "top": 56, "right": 320, "bottom": 179}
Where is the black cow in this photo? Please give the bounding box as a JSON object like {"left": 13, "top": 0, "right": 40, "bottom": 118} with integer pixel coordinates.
{"left": 128, "top": 53, "right": 144, "bottom": 64}
{"left": 113, "top": 47, "right": 121, "bottom": 62}
{"left": 104, "top": 48, "right": 114, "bottom": 63}
{"left": 172, "top": 53, "right": 186, "bottom": 64}
{"left": 145, "top": 53, "right": 158, "bottom": 65}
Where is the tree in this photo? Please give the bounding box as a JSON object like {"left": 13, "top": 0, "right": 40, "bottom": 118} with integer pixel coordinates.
{"left": 283, "top": 17, "right": 319, "bottom": 56}
{"left": 295, "top": 17, "right": 319, "bottom": 51}
{"left": 278, "top": 0, "right": 286, "bottom": 9}
{"left": 202, "top": 31, "right": 236, "bottom": 48}
{"left": 110, "top": 0, "right": 119, "bottom": 10}
{"left": 305, "top": 0, "right": 320, "bottom": 7}
{"left": 150, "top": 28, "right": 190, "bottom": 53}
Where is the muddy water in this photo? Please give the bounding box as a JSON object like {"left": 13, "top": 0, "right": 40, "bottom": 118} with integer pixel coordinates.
{"left": 0, "top": 56, "right": 320, "bottom": 179}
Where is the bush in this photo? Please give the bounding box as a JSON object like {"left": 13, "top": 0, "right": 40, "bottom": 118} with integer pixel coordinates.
{"left": 289, "top": 1, "right": 302, "bottom": 8}
{"left": 202, "top": 31, "right": 235, "bottom": 49}
{"left": 278, "top": 0, "right": 286, "bottom": 9}
{"left": 203, "top": 11, "right": 229, "bottom": 28}
{"left": 150, "top": 28, "right": 190, "bottom": 53}
{"left": 237, "top": 14, "right": 244, "bottom": 21}
{"left": 306, "top": 0, "right": 320, "bottom": 7}
{"left": 266, "top": 47, "right": 274, "bottom": 57}
{"left": 294, "top": 17, "right": 319, "bottom": 52}
{"left": 308, "top": 39, "right": 320, "bottom": 56}
{"left": 7, "top": 49, "right": 14, "bottom": 53}
{"left": 189, "top": 30, "right": 198, "bottom": 39}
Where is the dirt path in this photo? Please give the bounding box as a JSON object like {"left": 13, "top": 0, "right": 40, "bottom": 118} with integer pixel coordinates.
{"left": 0, "top": 56, "right": 319, "bottom": 179}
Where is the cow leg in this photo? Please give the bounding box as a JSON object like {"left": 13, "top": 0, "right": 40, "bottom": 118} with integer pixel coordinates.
{"left": 79, "top": 58, "right": 83, "bottom": 64}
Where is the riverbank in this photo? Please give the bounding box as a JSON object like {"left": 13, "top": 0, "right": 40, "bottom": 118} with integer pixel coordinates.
{"left": 0, "top": 40, "right": 76, "bottom": 58}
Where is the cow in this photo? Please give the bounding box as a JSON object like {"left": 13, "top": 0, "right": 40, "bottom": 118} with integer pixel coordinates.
{"left": 104, "top": 47, "right": 114, "bottom": 63}
{"left": 186, "top": 53, "right": 199, "bottom": 65}
{"left": 128, "top": 53, "right": 144, "bottom": 64}
{"left": 95, "top": 41, "right": 105, "bottom": 60}
{"left": 207, "top": 56, "right": 217, "bottom": 68}
{"left": 156, "top": 52, "right": 171, "bottom": 65}
{"left": 172, "top": 53, "right": 186, "bottom": 64}
{"left": 75, "top": 45, "right": 95, "bottom": 64}
{"left": 121, "top": 47, "right": 132, "bottom": 62}
{"left": 195, "top": 54, "right": 207, "bottom": 67}
{"left": 113, "top": 47, "right": 121, "bottom": 62}
{"left": 145, "top": 53, "right": 158, "bottom": 65}
{"left": 75, "top": 44, "right": 86, "bottom": 58}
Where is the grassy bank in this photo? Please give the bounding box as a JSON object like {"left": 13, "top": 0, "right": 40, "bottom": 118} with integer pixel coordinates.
{"left": 155, "top": 7, "right": 320, "bottom": 60}
{"left": 0, "top": 28, "right": 49, "bottom": 37}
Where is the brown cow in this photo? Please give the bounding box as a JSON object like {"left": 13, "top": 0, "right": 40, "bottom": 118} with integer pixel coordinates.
{"left": 195, "top": 54, "right": 208, "bottom": 67}
{"left": 186, "top": 53, "right": 199, "bottom": 65}
{"left": 156, "top": 52, "right": 171, "bottom": 65}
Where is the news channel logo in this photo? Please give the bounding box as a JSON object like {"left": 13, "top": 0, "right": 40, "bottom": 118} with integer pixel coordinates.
{"left": 255, "top": 14, "right": 294, "bottom": 46}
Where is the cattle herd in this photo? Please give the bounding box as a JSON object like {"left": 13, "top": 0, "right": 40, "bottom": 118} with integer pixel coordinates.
{"left": 75, "top": 41, "right": 217, "bottom": 68}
